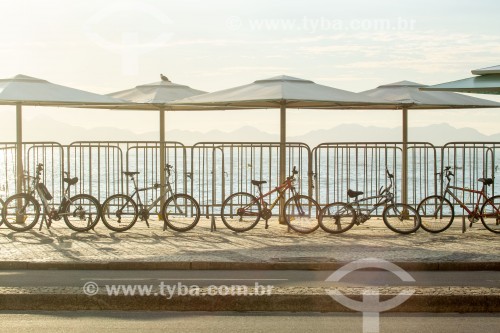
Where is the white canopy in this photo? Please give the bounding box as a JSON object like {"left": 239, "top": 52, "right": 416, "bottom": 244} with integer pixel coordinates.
{"left": 472, "top": 65, "right": 500, "bottom": 75}
{"left": 0, "top": 74, "right": 122, "bottom": 105}
{"left": 0, "top": 74, "right": 126, "bottom": 194}
{"left": 362, "top": 80, "right": 500, "bottom": 108}
{"left": 107, "top": 76, "right": 208, "bottom": 196}
{"left": 421, "top": 65, "right": 500, "bottom": 95}
{"left": 169, "top": 75, "right": 391, "bottom": 109}
{"left": 108, "top": 77, "right": 207, "bottom": 107}
{"left": 361, "top": 80, "right": 500, "bottom": 204}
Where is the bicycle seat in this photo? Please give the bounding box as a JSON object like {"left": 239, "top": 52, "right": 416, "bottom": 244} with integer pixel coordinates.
{"left": 347, "top": 189, "right": 364, "bottom": 198}
{"left": 123, "top": 171, "right": 140, "bottom": 177}
{"left": 251, "top": 180, "right": 267, "bottom": 186}
{"left": 478, "top": 178, "right": 494, "bottom": 185}
{"left": 63, "top": 177, "right": 78, "bottom": 185}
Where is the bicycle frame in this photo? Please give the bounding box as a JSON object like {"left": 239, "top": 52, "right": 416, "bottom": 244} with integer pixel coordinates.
{"left": 25, "top": 171, "right": 71, "bottom": 217}
{"left": 255, "top": 178, "right": 295, "bottom": 210}
{"left": 348, "top": 173, "right": 395, "bottom": 217}
{"left": 15, "top": 165, "right": 84, "bottom": 230}
{"left": 437, "top": 169, "right": 494, "bottom": 222}
{"left": 349, "top": 191, "right": 394, "bottom": 216}
{"left": 127, "top": 179, "right": 174, "bottom": 213}
{"left": 420, "top": 168, "right": 500, "bottom": 233}
{"left": 441, "top": 178, "right": 488, "bottom": 216}
{"left": 226, "top": 173, "right": 298, "bottom": 220}
{"left": 121, "top": 167, "right": 188, "bottom": 219}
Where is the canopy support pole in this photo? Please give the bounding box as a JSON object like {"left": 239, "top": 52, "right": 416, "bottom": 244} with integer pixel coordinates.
{"left": 402, "top": 108, "right": 408, "bottom": 206}
{"left": 16, "top": 103, "right": 23, "bottom": 194}
{"left": 279, "top": 102, "right": 286, "bottom": 224}
{"left": 159, "top": 108, "right": 166, "bottom": 208}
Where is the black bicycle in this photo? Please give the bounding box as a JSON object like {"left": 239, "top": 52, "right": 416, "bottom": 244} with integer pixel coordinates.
{"left": 2, "top": 163, "right": 101, "bottom": 232}
{"left": 319, "top": 170, "right": 421, "bottom": 234}
{"left": 101, "top": 164, "right": 201, "bottom": 232}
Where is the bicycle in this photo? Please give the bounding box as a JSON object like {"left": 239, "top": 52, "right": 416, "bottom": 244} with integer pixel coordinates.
{"left": 417, "top": 166, "right": 500, "bottom": 234}
{"left": 101, "top": 164, "right": 201, "bottom": 232}
{"left": 1, "top": 163, "right": 101, "bottom": 232}
{"left": 318, "top": 170, "right": 421, "bottom": 234}
{"left": 220, "top": 166, "right": 320, "bottom": 233}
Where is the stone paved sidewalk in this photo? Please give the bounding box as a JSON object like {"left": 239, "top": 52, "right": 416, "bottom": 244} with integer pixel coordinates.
{"left": 0, "top": 218, "right": 498, "bottom": 312}
{"left": 0, "top": 217, "right": 498, "bottom": 264}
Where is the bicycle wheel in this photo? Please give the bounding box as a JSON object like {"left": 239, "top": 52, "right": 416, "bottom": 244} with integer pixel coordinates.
{"left": 382, "top": 203, "right": 421, "bottom": 234}
{"left": 284, "top": 195, "right": 320, "bottom": 234}
{"left": 101, "top": 194, "right": 138, "bottom": 232}
{"left": 319, "top": 202, "right": 356, "bottom": 234}
{"left": 2, "top": 193, "right": 40, "bottom": 232}
{"left": 220, "top": 192, "right": 261, "bottom": 232}
{"left": 480, "top": 195, "right": 500, "bottom": 234}
{"left": 162, "top": 194, "right": 201, "bottom": 232}
{"left": 63, "top": 194, "right": 101, "bottom": 232}
{"left": 417, "top": 195, "right": 454, "bottom": 233}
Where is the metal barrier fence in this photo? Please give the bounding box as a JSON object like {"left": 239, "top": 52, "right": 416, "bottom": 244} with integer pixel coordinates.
{"left": 312, "top": 142, "right": 437, "bottom": 209}
{"left": 440, "top": 142, "right": 499, "bottom": 211}
{"left": 0, "top": 142, "right": 64, "bottom": 199}
{"left": 1, "top": 141, "right": 498, "bottom": 217}
{"left": 67, "top": 141, "right": 187, "bottom": 204}
{"left": 190, "top": 142, "right": 311, "bottom": 217}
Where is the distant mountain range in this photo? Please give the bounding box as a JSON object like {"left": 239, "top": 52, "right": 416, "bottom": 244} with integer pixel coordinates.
{"left": 1, "top": 116, "right": 499, "bottom": 146}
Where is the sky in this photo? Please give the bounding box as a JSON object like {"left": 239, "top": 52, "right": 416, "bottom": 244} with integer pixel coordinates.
{"left": 0, "top": 0, "right": 500, "bottom": 141}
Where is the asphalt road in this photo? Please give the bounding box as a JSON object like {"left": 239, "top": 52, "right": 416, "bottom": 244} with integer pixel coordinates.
{"left": 0, "top": 269, "right": 498, "bottom": 288}
{"left": 0, "top": 312, "right": 498, "bottom": 333}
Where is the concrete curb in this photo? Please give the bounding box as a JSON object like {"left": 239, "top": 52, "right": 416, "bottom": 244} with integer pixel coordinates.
{"left": 0, "top": 261, "right": 498, "bottom": 271}
{"left": 0, "top": 294, "right": 498, "bottom": 312}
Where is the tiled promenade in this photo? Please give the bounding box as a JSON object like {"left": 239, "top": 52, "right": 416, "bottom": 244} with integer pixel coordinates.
{"left": 0, "top": 217, "right": 497, "bottom": 265}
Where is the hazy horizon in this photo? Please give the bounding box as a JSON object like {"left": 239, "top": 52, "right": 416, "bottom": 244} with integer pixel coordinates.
{"left": 2, "top": 114, "right": 499, "bottom": 146}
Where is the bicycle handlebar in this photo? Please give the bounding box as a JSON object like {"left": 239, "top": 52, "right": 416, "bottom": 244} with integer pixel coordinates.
{"left": 34, "top": 163, "right": 44, "bottom": 179}
{"left": 375, "top": 169, "right": 395, "bottom": 196}
{"left": 165, "top": 164, "right": 174, "bottom": 177}
{"left": 286, "top": 166, "right": 299, "bottom": 180}
{"left": 437, "top": 166, "right": 454, "bottom": 182}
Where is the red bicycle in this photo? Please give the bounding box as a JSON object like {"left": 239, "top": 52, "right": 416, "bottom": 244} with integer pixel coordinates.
{"left": 417, "top": 166, "right": 500, "bottom": 234}
{"left": 220, "top": 166, "right": 320, "bottom": 233}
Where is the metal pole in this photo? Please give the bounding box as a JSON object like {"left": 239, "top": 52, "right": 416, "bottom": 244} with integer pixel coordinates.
{"left": 160, "top": 108, "right": 166, "bottom": 208}
{"left": 279, "top": 101, "right": 286, "bottom": 224}
{"left": 16, "top": 103, "right": 23, "bottom": 194}
{"left": 402, "top": 108, "right": 408, "bottom": 205}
